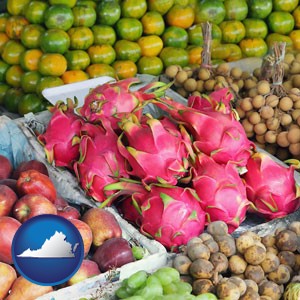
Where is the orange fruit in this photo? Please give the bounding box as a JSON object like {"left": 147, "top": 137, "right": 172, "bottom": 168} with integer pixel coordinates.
{"left": 162, "top": 26, "right": 189, "bottom": 49}
{"left": 165, "top": 4, "right": 195, "bottom": 29}
{"left": 38, "top": 53, "right": 67, "bottom": 76}
{"left": 187, "top": 45, "right": 203, "bottom": 65}
{"left": 64, "top": 49, "right": 91, "bottom": 70}
{"left": 5, "top": 65, "right": 24, "bottom": 88}
{"left": 0, "top": 32, "right": 9, "bottom": 53}
{"left": 7, "top": 0, "right": 31, "bottom": 16}
{"left": 18, "top": 93, "right": 43, "bottom": 116}
{"left": 112, "top": 60, "right": 137, "bottom": 80}
{"left": 61, "top": 70, "right": 89, "bottom": 84}
{"left": 219, "top": 20, "right": 246, "bottom": 44}
{"left": 36, "top": 76, "right": 64, "bottom": 96}
{"left": 290, "top": 30, "right": 300, "bottom": 50}
{"left": 21, "top": 71, "right": 42, "bottom": 93}
{"left": 44, "top": 4, "right": 74, "bottom": 31}
{"left": 2, "top": 40, "right": 25, "bottom": 65}
{"left": 3, "top": 88, "right": 24, "bottom": 113}
{"left": 114, "top": 40, "right": 141, "bottom": 63}
{"left": 0, "top": 13, "right": 9, "bottom": 32}
{"left": 68, "top": 26, "right": 94, "bottom": 50}
{"left": 5, "top": 15, "right": 29, "bottom": 39}
{"left": 239, "top": 38, "right": 268, "bottom": 57}
{"left": 72, "top": 5, "right": 97, "bottom": 27}
{"left": 137, "top": 35, "right": 163, "bottom": 57}
{"left": 96, "top": 0, "right": 121, "bottom": 26}
{"left": 137, "top": 56, "right": 164, "bottom": 76}
{"left": 0, "top": 59, "right": 9, "bottom": 82}
{"left": 226, "top": 43, "right": 242, "bottom": 61}
{"left": 86, "top": 63, "right": 116, "bottom": 79}
{"left": 91, "top": 24, "right": 116, "bottom": 46}
{"left": 140, "top": 11, "right": 165, "bottom": 36}
{"left": 20, "top": 24, "right": 45, "bottom": 49}
{"left": 87, "top": 44, "right": 116, "bottom": 65}
{"left": 147, "top": 0, "right": 175, "bottom": 15}
{"left": 121, "top": 0, "right": 147, "bottom": 18}
{"left": 24, "top": 1, "right": 49, "bottom": 24}
{"left": 20, "top": 49, "right": 43, "bottom": 71}
{"left": 159, "top": 46, "right": 189, "bottom": 68}
{"left": 115, "top": 18, "right": 143, "bottom": 42}
{"left": 0, "top": 83, "right": 9, "bottom": 105}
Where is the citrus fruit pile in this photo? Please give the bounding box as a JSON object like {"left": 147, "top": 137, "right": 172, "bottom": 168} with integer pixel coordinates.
{"left": 1, "top": 0, "right": 300, "bottom": 115}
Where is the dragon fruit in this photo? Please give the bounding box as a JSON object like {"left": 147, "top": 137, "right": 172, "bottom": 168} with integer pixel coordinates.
{"left": 117, "top": 114, "right": 193, "bottom": 185}
{"left": 242, "top": 151, "right": 300, "bottom": 220}
{"left": 152, "top": 94, "right": 254, "bottom": 167}
{"left": 77, "top": 77, "right": 170, "bottom": 130}
{"left": 38, "top": 98, "right": 84, "bottom": 169}
{"left": 73, "top": 117, "right": 129, "bottom": 204}
{"left": 137, "top": 184, "right": 206, "bottom": 251}
{"left": 192, "top": 153, "right": 251, "bottom": 233}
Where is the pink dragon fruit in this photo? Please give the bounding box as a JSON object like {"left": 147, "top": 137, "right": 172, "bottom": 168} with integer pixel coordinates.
{"left": 152, "top": 93, "right": 255, "bottom": 167}
{"left": 138, "top": 184, "right": 206, "bottom": 251}
{"left": 117, "top": 114, "right": 193, "bottom": 185}
{"left": 192, "top": 153, "right": 251, "bottom": 233}
{"left": 77, "top": 77, "right": 169, "bottom": 130}
{"left": 38, "top": 98, "right": 84, "bottom": 169}
{"left": 73, "top": 117, "right": 129, "bottom": 204}
{"left": 242, "top": 151, "right": 300, "bottom": 220}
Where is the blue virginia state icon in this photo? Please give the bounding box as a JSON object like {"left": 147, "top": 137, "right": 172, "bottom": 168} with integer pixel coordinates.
{"left": 12, "top": 214, "right": 84, "bottom": 286}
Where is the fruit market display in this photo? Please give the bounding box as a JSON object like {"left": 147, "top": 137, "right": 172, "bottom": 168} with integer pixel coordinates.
{"left": 110, "top": 220, "right": 300, "bottom": 300}
{"left": 2, "top": 0, "right": 300, "bottom": 115}
{"left": 0, "top": 154, "right": 147, "bottom": 299}
{"left": 36, "top": 77, "right": 300, "bottom": 254}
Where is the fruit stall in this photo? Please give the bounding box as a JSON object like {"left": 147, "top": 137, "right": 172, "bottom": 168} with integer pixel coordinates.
{"left": 0, "top": 0, "right": 300, "bottom": 299}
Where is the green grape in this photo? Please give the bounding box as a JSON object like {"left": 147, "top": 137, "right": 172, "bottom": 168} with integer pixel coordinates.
{"left": 131, "top": 246, "right": 145, "bottom": 260}
{"left": 176, "top": 280, "right": 193, "bottom": 295}
{"left": 195, "top": 293, "right": 218, "bottom": 300}
{"left": 127, "top": 270, "right": 148, "bottom": 290}
{"left": 156, "top": 295, "right": 188, "bottom": 300}
{"left": 146, "top": 274, "right": 162, "bottom": 286}
{"left": 162, "top": 282, "right": 178, "bottom": 295}
{"left": 115, "top": 286, "right": 131, "bottom": 299}
{"left": 123, "top": 296, "right": 145, "bottom": 300}
{"left": 134, "top": 280, "right": 163, "bottom": 299}
{"left": 152, "top": 267, "right": 180, "bottom": 286}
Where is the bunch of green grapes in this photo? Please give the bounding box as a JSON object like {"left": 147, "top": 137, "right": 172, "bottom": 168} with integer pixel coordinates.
{"left": 115, "top": 267, "right": 218, "bottom": 300}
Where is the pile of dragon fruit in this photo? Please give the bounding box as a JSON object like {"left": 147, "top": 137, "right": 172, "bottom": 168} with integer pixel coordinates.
{"left": 38, "top": 77, "right": 300, "bottom": 251}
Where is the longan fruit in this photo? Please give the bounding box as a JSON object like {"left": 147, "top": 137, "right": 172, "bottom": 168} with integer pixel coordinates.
{"left": 248, "top": 111, "right": 261, "bottom": 124}
{"left": 198, "top": 68, "right": 211, "bottom": 81}
{"left": 231, "top": 83, "right": 239, "bottom": 94}
{"left": 253, "top": 67, "right": 261, "bottom": 79}
{"left": 292, "top": 74, "right": 300, "bottom": 88}
{"left": 280, "top": 113, "right": 293, "bottom": 127}
{"left": 265, "top": 94, "right": 279, "bottom": 108}
{"left": 252, "top": 95, "right": 265, "bottom": 109}
{"left": 298, "top": 115, "right": 300, "bottom": 126}
{"left": 290, "top": 60, "right": 300, "bottom": 74}
{"left": 191, "top": 91, "right": 201, "bottom": 97}
{"left": 175, "top": 70, "right": 189, "bottom": 85}
{"left": 288, "top": 88, "right": 300, "bottom": 101}
{"left": 279, "top": 96, "right": 293, "bottom": 111}
{"left": 287, "top": 127, "right": 300, "bottom": 144}
{"left": 204, "top": 79, "right": 216, "bottom": 91}
{"left": 283, "top": 80, "right": 293, "bottom": 91}
{"left": 260, "top": 106, "right": 274, "bottom": 119}
{"left": 242, "top": 119, "right": 254, "bottom": 133}
{"left": 236, "top": 106, "right": 246, "bottom": 119}
{"left": 289, "top": 142, "right": 300, "bottom": 156}
{"left": 216, "top": 62, "right": 230, "bottom": 75}
{"left": 244, "top": 78, "right": 257, "bottom": 90}
{"left": 284, "top": 52, "right": 295, "bottom": 64}
{"left": 239, "top": 98, "right": 253, "bottom": 112}
{"left": 183, "top": 78, "right": 197, "bottom": 92}
{"left": 277, "top": 131, "right": 290, "bottom": 148}
{"left": 196, "top": 80, "right": 204, "bottom": 92}
{"left": 294, "top": 99, "right": 300, "bottom": 109}
{"left": 255, "top": 134, "right": 265, "bottom": 144}
{"left": 248, "top": 87, "right": 258, "bottom": 98}
{"left": 292, "top": 109, "right": 300, "bottom": 121}
{"left": 183, "top": 66, "right": 193, "bottom": 78}
{"left": 264, "top": 130, "right": 277, "bottom": 144}
{"left": 266, "top": 117, "right": 280, "bottom": 131}
{"left": 254, "top": 122, "right": 267, "bottom": 135}
{"left": 165, "top": 65, "right": 181, "bottom": 78}
{"left": 241, "top": 71, "right": 251, "bottom": 80}
{"left": 230, "top": 67, "right": 243, "bottom": 79}
{"left": 176, "top": 87, "right": 189, "bottom": 98}
{"left": 257, "top": 80, "right": 271, "bottom": 95}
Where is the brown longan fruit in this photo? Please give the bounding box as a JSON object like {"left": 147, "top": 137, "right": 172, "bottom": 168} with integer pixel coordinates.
{"left": 175, "top": 70, "right": 189, "bottom": 85}
{"left": 244, "top": 78, "right": 257, "bottom": 90}
{"left": 294, "top": 99, "right": 300, "bottom": 109}
{"left": 230, "top": 67, "right": 243, "bottom": 79}
{"left": 216, "top": 62, "right": 230, "bottom": 75}
{"left": 265, "top": 94, "right": 279, "bottom": 107}
{"left": 253, "top": 67, "right": 261, "bottom": 78}
{"left": 255, "top": 134, "right": 265, "bottom": 144}
{"left": 236, "top": 106, "right": 246, "bottom": 119}
{"left": 266, "top": 117, "right": 280, "bottom": 130}
{"left": 290, "top": 60, "right": 300, "bottom": 74}
{"left": 196, "top": 80, "right": 204, "bottom": 92}
{"left": 288, "top": 88, "right": 300, "bottom": 101}
{"left": 248, "top": 111, "right": 261, "bottom": 124}
{"left": 183, "top": 78, "right": 197, "bottom": 92}
{"left": 284, "top": 52, "right": 295, "bottom": 64}
{"left": 277, "top": 131, "right": 290, "bottom": 147}
{"left": 292, "top": 74, "right": 300, "bottom": 88}
{"left": 198, "top": 67, "right": 211, "bottom": 81}
{"left": 280, "top": 113, "right": 293, "bottom": 127}
{"left": 239, "top": 97, "right": 253, "bottom": 111}
{"left": 257, "top": 80, "right": 271, "bottom": 95}
{"left": 176, "top": 87, "right": 189, "bottom": 98}
{"left": 254, "top": 122, "right": 267, "bottom": 135}
{"left": 287, "top": 127, "right": 300, "bottom": 144}
{"left": 165, "top": 65, "right": 181, "bottom": 78}
{"left": 260, "top": 106, "right": 274, "bottom": 119}
{"left": 204, "top": 79, "right": 216, "bottom": 91}
{"left": 283, "top": 80, "right": 293, "bottom": 91}
{"left": 297, "top": 115, "right": 300, "bottom": 126}
{"left": 264, "top": 130, "right": 277, "bottom": 144}
{"left": 289, "top": 142, "right": 300, "bottom": 156}
{"left": 252, "top": 95, "right": 265, "bottom": 109}
{"left": 279, "top": 96, "right": 294, "bottom": 111}
{"left": 248, "top": 87, "right": 258, "bottom": 98}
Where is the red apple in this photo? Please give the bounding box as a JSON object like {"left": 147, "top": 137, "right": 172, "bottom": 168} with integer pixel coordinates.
{"left": 81, "top": 208, "right": 122, "bottom": 248}
{"left": 0, "top": 179, "right": 18, "bottom": 194}
{"left": 5, "top": 276, "right": 53, "bottom": 300}
{"left": 16, "top": 169, "right": 57, "bottom": 203}
{"left": 0, "top": 184, "right": 18, "bottom": 217}
{"left": 0, "top": 216, "right": 21, "bottom": 264}
{"left": 69, "top": 219, "right": 93, "bottom": 257}
{"left": 0, "top": 155, "right": 13, "bottom": 180}
{"left": 13, "top": 194, "right": 57, "bottom": 223}
{"left": 57, "top": 205, "right": 81, "bottom": 220}
{"left": 0, "top": 262, "right": 17, "bottom": 299}
{"left": 12, "top": 159, "right": 49, "bottom": 179}
{"left": 67, "top": 259, "right": 101, "bottom": 286}
{"left": 92, "top": 237, "right": 134, "bottom": 272}
{"left": 53, "top": 196, "right": 69, "bottom": 208}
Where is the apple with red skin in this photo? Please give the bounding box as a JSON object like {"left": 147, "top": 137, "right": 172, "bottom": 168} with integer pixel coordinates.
{"left": 0, "top": 184, "right": 18, "bottom": 217}
{"left": 53, "top": 196, "right": 69, "bottom": 208}
{"left": 5, "top": 276, "right": 53, "bottom": 300}
{"left": 81, "top": 208, "right": 122, "bottom": 248}
{"left": 13, "top": 194, "right": 57, "bottom": 223}
{"left": 0, "top": 216, "right": 21, "bottom": 264}
{"left": 0, "top": 155, "right": 13, "bottom": 180}
{"left": 0, "top": 179, "right": 18, "bottom": 194}
{"left": 57, "top": 205, "right": 81, "bottom": 220}
{"left": 12, "top": 159, "right": 49, "bottom": 179}
{"left": 69, "top": 219, "right": 93, "bottom": 257}
{"left": 67, "top": 259, "right": 101, "bottom": 286}
{"left": 0, "top": 262, "right": 17, "bottom": 299}
{"left": 92, "top": 237, "right": 135, "bottom": 272}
